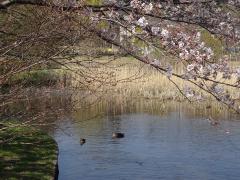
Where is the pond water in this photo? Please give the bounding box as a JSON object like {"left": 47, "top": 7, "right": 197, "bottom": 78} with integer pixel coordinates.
{"left": 47, "top": 100, "right": 240, "bottom": 180}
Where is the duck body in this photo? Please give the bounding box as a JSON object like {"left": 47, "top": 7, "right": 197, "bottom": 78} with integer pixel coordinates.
{"left": 207, "top": 117, "right": 220, "bottom": 126}
{"left": 211, "top": 121, "right": 219, "bottom": 126}
{"left": 112, "top": 132, "right": 124, "bottom": 138}
{"left": 80, "top": 138, "right": 86, "bottom": 145}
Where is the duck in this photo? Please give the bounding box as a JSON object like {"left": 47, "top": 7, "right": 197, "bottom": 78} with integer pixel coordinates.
{"left": 207, "top": 116, "right": 220, "bottom": 126}
{"left": 112, "top": 132, "right": 125, "bottom": 138}
{"left": 210, "top": 121, "right": 219, "bottom": 126}
{"left": 80, "top": 138, "right": 86, "bottom": 145}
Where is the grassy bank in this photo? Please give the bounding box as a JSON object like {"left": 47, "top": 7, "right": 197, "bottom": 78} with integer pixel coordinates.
{"left": 0, "top": 122, "right": 58, "bottom": 180}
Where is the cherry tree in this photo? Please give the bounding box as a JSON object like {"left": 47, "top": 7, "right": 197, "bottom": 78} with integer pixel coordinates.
{"left": 1, "top": 0, "right": 240, "bottom": 113}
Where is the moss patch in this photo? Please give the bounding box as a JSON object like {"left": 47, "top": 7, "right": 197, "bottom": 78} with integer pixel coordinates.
{"left": 0, "top": 123, "right": 58, "bottom": 180}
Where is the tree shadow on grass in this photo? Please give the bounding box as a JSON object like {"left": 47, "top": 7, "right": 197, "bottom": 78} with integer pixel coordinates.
{"left": 0, "top": 125, "right": 58, "bottom": 180}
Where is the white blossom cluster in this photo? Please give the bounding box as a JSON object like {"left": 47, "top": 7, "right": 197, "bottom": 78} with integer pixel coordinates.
{"left": 236, "top": 68, "right": 240, "bottom": 79}
{"left": 177, "top": 32, "right": 214, "bottom": 62}
{"left": 149, "top": 26, "right": 215, "bottom": 63}
{"left": 235, "top": 67, "right": 240, "bottom": 86}
{"left": 86, "top": 0, "right": 240, "bottom": 111}
{"left": 210, "top": 83, "right": 235, "bottom": 106}
{"left": 183, "top": 86, "right": 195, "bottom": 98}
{"left": 184, "top": 57, "right": 235, "bottom": 81}
{"left": 211, "top": 83, "right": 224, "bottom": 95}
{"left": 228, "top": 0, "right": 240, "bottom": 6}
{"left": 129, "top": 0, "right": 240, "bottom": 40}
{"left": 137, "top": 17, "right": 148, "bottom": 27}
{"left": 130, "top": 0, "right": 153, "bottom": 13}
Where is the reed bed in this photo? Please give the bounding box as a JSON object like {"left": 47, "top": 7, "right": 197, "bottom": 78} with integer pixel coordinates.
{"left": 100, "top": 58, "right": 240, "bottom": 100}
{"left": 67, "top": 57, "right": 240, "bottom": 111}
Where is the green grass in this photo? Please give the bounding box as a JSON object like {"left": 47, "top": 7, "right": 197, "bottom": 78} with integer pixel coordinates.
{"left": 0, "top": 122, "right": 58, "bottom": 180}
{"left": 10, "top": 70, "right": 61, "bottom": 87}
{"left": 1, "top": 69, "right": 67, "bottom": 94}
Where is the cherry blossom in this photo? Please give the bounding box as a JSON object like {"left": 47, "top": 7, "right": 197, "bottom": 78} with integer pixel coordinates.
{"left": 1, "top": 0, "right": 240, "bottom": 112}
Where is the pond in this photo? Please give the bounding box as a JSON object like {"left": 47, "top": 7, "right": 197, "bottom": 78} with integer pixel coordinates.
{"left": 47, "top": 100, "right": 240, "bottom": 180}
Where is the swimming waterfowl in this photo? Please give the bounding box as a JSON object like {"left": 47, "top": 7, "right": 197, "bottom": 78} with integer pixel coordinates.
{"left": 210, "top": 121, "right": 219, "bottom": 126}
{"left": 80, "top": 138, "right": 86, "bottom": 145}
{"left": 112, "top": 132, "right": 124, "bottom": 138}
{"left": 207, "top": 117, "right": 220, "bottom": 126}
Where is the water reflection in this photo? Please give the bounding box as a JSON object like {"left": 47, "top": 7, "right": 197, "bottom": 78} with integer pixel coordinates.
{"left": 49, "top": 99, "right": 240, "bottom": 180}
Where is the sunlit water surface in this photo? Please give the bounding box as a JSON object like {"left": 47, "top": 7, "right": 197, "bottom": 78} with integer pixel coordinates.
{"left": 46, "top": 101, "right": 240, "bottom": 180}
